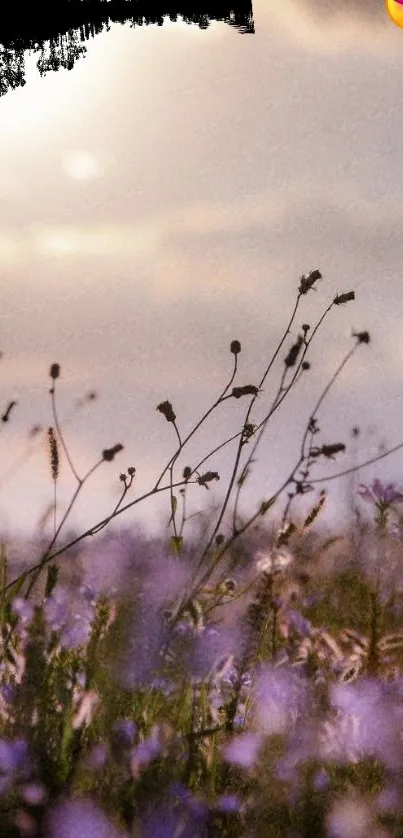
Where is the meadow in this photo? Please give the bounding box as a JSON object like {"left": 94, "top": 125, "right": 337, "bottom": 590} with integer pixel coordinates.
{"left": 2, "top": 269, "right": 403, "bottom": 836}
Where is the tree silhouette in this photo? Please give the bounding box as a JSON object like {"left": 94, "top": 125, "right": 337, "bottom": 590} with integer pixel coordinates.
{"left": 0, "top": 0, "right": 254, "bottom": 95}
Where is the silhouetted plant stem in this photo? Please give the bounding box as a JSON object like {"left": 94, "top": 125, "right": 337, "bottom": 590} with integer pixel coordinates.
{"left": 196, "top": 293, "right": 303, "bottom": 569}
{"left": 299, "top": 340, "right": 361, "bottom": 461}
{"left": 50, "top": 384, "right": 80, "bottom": 483}
{"left": 153, "top": 354, "right": 238, "bottom": 491}
{"left": 5, "top": 479, "right": 191, "bottom": 595}
{"left": 232, "top": 298, "right": 336, "bottom": 531}
{"left": 4, "top": 273, "right": 402, "bottom": 629}
{"left": 308, "top": 439, "right": 403, "bottom": 485}
{"left": 174, "top": 336, "right": 366, "bottom": 617}
{"left": 367, "top": 588, "right": 381, "bottom": 676}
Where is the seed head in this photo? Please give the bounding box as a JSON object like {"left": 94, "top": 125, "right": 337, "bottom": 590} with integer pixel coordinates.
{"left": 156, "top": 401, "right": 176, "bottom": 423}
{"left": 197, "top": 471, "right": 220, "bottom": 488}
{"left": 230, "top": 340, "right": 241, "bottom": 355}
{"left": 102, "top": 443, "right": 124, "bottom": 462}
{"left": 352, "top": 330, "right": 370, "bottom": 344}
{"left": 299, "top": 269, "right": 322, "bottom": 295}
{"left": 242, "top": 422, "right": 256, "bottom": 440}
{"left": 284, "top": 335, "right": 303, "bottom": 368}
{"left": 47, "top": 427, "right": 59, "bottom": 480}
{"left": 321, "top": 443, "right": 346, "bottom": 459}
{"left": 50, "top": 363, "right": 60, "bottom": 380}
{"left": 231, "top": 385, "right": 259, "bottom": 399}
{"left": 334, "top": 291, "right": 355, "bottom": 305}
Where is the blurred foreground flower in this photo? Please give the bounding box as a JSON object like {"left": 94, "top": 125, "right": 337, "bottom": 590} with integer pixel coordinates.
{"left": 254, "top": 664, "right": 309, "bottom": 735}
{"left": 46, "top": 798, "right": 125, "bottom": 838}
{"left": 324, "top": 678, "right": 403, "bottom": 768}
{"left": 223, "top": 732, "right": 263, "bottom": 769}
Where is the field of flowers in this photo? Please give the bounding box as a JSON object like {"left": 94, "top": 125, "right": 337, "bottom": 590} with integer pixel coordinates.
{"left": 2, "top": 270, "right": 403, "bottom": 837}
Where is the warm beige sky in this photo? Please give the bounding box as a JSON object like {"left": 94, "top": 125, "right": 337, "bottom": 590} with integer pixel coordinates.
{"left": 1, "top": 0, "right": 403, "bottom": 544}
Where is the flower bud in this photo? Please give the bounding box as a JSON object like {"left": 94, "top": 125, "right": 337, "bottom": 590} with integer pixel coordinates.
{"left": 334, "top": 291, "right": 355, "bottom": 305}
{"left": 284, "top": 335, "right": 303, "bottom": 368}
{"left": 156, "top": 401, "right": 176, "bottom": 423}
{"left": 231, "top": 385, "right": 259, "bottom": 399}
{"left": 321, "top": 443, "right": 345, "bottom": 458}
{"left": 49, "top": 363, "right": 60, "bottom": 380}
{"left": 352, "top": 330, "right": 370, "bottom": 344}
{"left": 197, "top": 471, "right": 219, "bottom": 488}
{"left": 299, "top": 269, "right": 322, "bottom": 295}
{"left": 102, "top": 443, "right": 124, "bottom": 462}
{"left": 230, "top": 340, "right": 241, "bottom": 355}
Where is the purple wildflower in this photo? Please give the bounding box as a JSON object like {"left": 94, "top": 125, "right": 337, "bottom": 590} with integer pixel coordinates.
{"left": 131, "top": 734, "right": 161, "bottom": 773}
{"left": 170, "top": 783, "right": 207, "bottom": 818}
{"left": 60, "top": 615, "right": 92, "bottom": 650}
{"left": 79, "top": 583, "right": 98, "bottom": 604}
{"left": 254, "top": 665, "right": 309, "bottom": 735}
{"left": 327, "top": 797, "right": 372, "bottom": 838}
{"left": 223, "top": 732, "right": 263, "bottom": 769}
{"left": 192, "top": 626, "right": 240, "bottom": 681}
{"left": 390, "top": 521, "right": 403, "bottom": 541}
{"left": 326, "top": 678, "right": 403, "bottom": 768}
{"left": 11, "top": 598, "right": 34, "bottom": 626}
{"left": 141, "top": 800, "right": 206, "bottom": 838}
{"left": 112, "top": 719, "right": 137, "bottom": 745}
{"left": 313, "top": 767, "right": 329, "bottom": 791}
{"left": 111, "top": 720, "right": 137, "bottom": 764}
{"left": 285, "top": 609, "right": 312, "bottom": 637}
{"left": 44, "top": 587, "right": 70, "bottom": 632}
{"left": 0, "top": 738, "right": 31, "bottom": 795}
{"left": 44, "top": 586, "right": 95, "bottom": 650}
{"left": 46, "top": 798, "right": 125, "bottom": 838}
{"left": 358, "top": 479, "right": 403, "bottom": 508}
{"left": 21, "top": 782, "right": 46, "bottom": 805}
{"left": 86, "top": 743, "right": 109, "bottom": 771}
{"left": 216, "top": 794, "right": 241, "bottom": 813}
{"left": 1, "top": 685, "right": 15, "bottom": 704}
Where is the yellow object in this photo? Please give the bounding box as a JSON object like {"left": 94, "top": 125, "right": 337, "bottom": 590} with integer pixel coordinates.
{"left": 386, "top": 0, "right": 403, "bottom": 28}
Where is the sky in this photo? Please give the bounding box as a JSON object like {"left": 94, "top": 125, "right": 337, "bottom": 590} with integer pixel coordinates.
{"left": 1, "top": 0, "right": 403, "bottom": 548}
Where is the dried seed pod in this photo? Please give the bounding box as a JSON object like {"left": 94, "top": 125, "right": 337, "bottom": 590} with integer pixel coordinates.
{"left": 230, "top": 340, "right": 241, "bottom": 355}
{"left": 231, "top": 385, "right": 259, "bottom": 399}
{"left": 284, "top": 335, "right": 303, "bottom": 368}
{"left": 299, "top": 269, "right": 322, "bottom": 295}
{"left": 352, "top": 330, "right": 370, "bottom": 344}
{"left": 156, "top": 401, "right": 176, "bottom": 423}
{"left": 334, "top": 291, "right": 355, "bottom": 305}
{"left": 197, "top": 471, "right": 220, "bottom": 488}
{"left": 49, "top": 363, "right": 60, "bottom": 380}
{"left": 102, "top": 443, "right": 124, "bottom": 462}
{"left": 47, "top": 427, "right": 59, "bottom": 480}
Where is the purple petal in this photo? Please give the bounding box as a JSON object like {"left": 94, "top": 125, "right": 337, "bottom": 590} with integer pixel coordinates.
{"left": 223, "top": 732, "right": 263, "bottom": 768}
{"left": 46, "top": 798, "right": 125, "bottom": 838}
